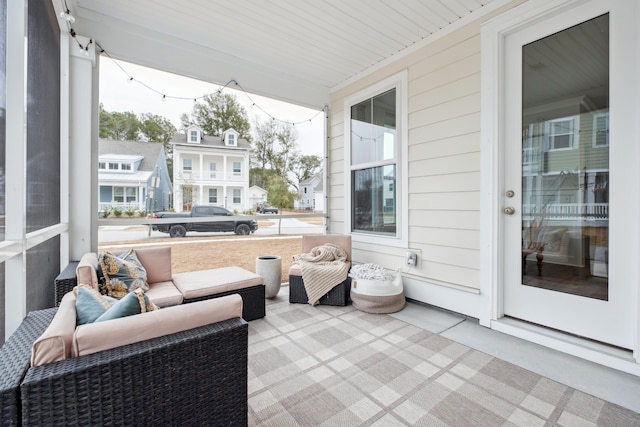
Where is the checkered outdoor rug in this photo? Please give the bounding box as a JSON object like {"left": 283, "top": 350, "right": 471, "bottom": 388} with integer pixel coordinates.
{"left": 248, "top": 288, "right": 640, "bottom": 426}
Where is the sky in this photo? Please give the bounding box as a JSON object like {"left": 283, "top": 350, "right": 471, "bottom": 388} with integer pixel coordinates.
{"left": 98, "top": 57, "right": 325, "bottom": 156}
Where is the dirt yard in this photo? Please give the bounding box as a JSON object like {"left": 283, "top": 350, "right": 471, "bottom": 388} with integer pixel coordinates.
{"left": 98, "top": 216, "right": 323, "bottom": 283}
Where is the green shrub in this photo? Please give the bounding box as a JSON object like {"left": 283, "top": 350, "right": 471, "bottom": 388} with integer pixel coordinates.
{"left": 138, "top": 209, "right": 147, "bottom": 217}
{"left": 124, "top": 206, "right": 136, "bottom": 217}
{"left": 113, "top": 207, "right": 123, "bottom": 217}
{"left": 102, "top": 206, "right": 112, "bottom": 218}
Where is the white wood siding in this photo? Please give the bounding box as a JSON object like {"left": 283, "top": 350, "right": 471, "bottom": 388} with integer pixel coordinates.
{"left": 328, "top": 6, "right": 519, "bottom": 294}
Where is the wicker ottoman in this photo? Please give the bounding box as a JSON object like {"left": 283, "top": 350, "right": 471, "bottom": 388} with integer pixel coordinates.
{"left": 350, "top": 275, "right": 405, "bottom": 314}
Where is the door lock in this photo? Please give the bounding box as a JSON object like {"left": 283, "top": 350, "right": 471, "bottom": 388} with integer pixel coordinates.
{"left": 505, "top": 190, "right": 515, "bottom": 198}
{"left": 503, "top": 207, "right": 515, "bottom": 215}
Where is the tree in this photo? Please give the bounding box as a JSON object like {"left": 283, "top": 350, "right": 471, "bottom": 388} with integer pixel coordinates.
{"left": 266, "top": 174, "right": 296, "bottom": 209}
{"left": 249, "top": 167, "right": 278, "bottom": 191}
{"left": 289, "top": 154, "right": 322, "bottom": 191}
{"left": 271, "top": 122, "right": 297, "bottom": 180}
{"left": 99, "top": 105, "right": 140, "bottom": 141}
{"left": 183, "top": 92, "right": 250, "bottom": 138}
{"left": 99, "top": 105, "right": 176, "bottom": 145}
{"left": 139, "top": 113, "right": 176, "bottom": 146}
{"left": 251, "top": 118, "right": 278, "bottom": 170}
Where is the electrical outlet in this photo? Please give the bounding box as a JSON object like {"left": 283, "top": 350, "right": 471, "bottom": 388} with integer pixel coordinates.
{"left": 406, "top": 251, "right": 417, "bottom": 266}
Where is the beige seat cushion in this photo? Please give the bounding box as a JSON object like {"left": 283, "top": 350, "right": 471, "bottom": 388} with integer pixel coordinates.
{"left": 172, "top": 266, "right": 263, "bottom": 300}
{"left": 76, "top": 252, "right": 99, "bottom": 288}
{"left": 72, "top": 294, "right": 243, "bottom": 357}
{"left": 135, "top": 246, "right": 172, "bottom": 283}
{"left": 145, "top": 280, "right": 184, "bottom": 307}
{"left": 31, "top": 292, "right": 77, "bottom": 367}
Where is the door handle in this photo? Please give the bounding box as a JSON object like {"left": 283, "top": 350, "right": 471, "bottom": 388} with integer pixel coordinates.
{"left": 504, "top": 207, "right": 515, "bottom": 215}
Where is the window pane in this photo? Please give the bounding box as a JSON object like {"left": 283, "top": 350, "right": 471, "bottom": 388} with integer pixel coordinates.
{"left": 209, "top": 188, "right": 217, "bottom": 203}
{"left": 521, "top": 13, "right": 609, "bottom": 299}
{"left": 126, "top": 187, "right": 136, "bottom": 202}
{"left": 352, "top": 165, "right": 396, "bottom": 234}
{"left": 351, "top": 89, "right": 396, "bottom": 165}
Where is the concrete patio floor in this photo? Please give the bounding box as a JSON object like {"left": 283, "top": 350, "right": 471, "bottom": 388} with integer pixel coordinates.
{"left": 247, "top": 285, "right": 640, "bottom": 426}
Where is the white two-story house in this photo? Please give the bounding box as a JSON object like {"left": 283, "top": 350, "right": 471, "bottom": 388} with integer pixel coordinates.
{"left": 171, "top": 125, "right": 251, "bottom": 212}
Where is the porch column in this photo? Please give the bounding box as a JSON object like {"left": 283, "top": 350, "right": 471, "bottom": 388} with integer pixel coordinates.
{"left": 5, "top": 0, "right": 28, "bottom": 336}
{"left": 173, "top": 151, "right": 181, "bottom": 210}
{"left": 243, "top": 152, "right": 250, "bottom": 210}
{"left": 68, "top": 34, "right": 98, "bottom": 259}
{"left": 199, "top": 153, "right": 204, "bottom": 205}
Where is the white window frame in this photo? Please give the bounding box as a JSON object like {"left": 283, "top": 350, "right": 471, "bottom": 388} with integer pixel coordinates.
{"left": 121, "top": 163, "right": 131, "bottom": 171}
{"left": 208, "top": 188, "right": 218, "bottom": 204}
{"left": 228, "top": 134, "right": 236, "bottom": 146}
{"left": 232, "top": 161, "right": 241, "bottom": 176}
{"left": 189, "top": 130, "right": 198, "bottom": 143}
{"left": 343, "top": 70, "right": 408, "bottom": 248}
{"left": 183, "top": 158, "right": 192, "bottom": 173}
{"left": 545, "top": 115, "right": 579, "bottom": 151}
{"left": 209, "top": 162, "right": 217, "bottom": 178}
{"left": 592, "top": 111, "right": 609, "bottom": 148}
{"left": 232, "top": 188, "right": 241, "bottom": 204}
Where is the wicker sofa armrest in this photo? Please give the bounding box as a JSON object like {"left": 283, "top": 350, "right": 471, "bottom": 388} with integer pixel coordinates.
{"left": 21, "top": 317, "right": 248, "bottom": 426}
{"left": 54, "top": 262, "right": 79, "bottom": 306}
{"left": 0, "top": 309, "right": 57, "bottom": 427}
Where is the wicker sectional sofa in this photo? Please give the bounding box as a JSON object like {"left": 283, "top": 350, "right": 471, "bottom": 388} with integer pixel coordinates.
{"left": 0, "top": 295, "right": 248, "bottom": 426}
{"left": 0, "top": 245, "right": 268, "bottom": 426}
{"left": 55, "top": 246, "right": 266, "bottom": 321}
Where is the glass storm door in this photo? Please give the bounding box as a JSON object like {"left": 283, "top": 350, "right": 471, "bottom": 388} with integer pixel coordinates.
{"left": 503, "top": 1, "right": 635, "bottom": 349}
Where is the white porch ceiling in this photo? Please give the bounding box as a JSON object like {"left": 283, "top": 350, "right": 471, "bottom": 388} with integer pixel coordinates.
{"left": 65, "top": 0, "right": 502, "bottom": 109}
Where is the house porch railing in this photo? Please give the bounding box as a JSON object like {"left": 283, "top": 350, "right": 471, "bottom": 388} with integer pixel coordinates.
{"left": 522, "top": 203, "right": 608, "bottom": 222}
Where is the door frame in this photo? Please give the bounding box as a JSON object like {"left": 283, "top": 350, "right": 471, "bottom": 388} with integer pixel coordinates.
{"left": 479, "top": 0, "right": 640, "bottom": 374}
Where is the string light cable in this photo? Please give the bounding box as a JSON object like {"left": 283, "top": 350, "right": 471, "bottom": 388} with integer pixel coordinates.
{"left": 95, "top": 41, "right": 327, "bottom": 127}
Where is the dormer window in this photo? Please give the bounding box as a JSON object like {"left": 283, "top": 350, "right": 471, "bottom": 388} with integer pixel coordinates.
{"left": 223, "top": 128, "right": 239, "bottom": 147}
{"left": 186, "top": 125, "right": 202, "bottom": 144}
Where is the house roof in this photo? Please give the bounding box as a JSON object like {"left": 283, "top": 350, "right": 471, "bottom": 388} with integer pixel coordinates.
{"left": 170, "top": 132, "right": 251, "bottom": 150}
{"left": 300, "top": 172, "right": 323, "bottom": 191}
{"left": 62, "top": 0, "right": 504, "bottom": 110}
{"left": 99, "top": 139, "right": 164, "bottom": 171}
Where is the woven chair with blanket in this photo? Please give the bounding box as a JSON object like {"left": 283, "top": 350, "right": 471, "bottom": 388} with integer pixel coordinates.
{"left": 289, "top": 235, "right": 352, "bottom": 306}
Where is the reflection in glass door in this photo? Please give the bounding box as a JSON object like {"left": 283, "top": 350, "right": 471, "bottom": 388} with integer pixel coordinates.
{"left": 520, "top": 14, "right": 609, "bottom": 300}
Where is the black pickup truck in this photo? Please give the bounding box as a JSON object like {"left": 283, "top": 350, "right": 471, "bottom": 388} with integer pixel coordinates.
{"left": 152, "top": 205, "right": 258, "bottom": 237}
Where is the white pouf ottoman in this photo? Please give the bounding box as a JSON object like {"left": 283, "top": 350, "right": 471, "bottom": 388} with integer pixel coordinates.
{"left": 350, "top": 270, "right": 405, "bottom": 314}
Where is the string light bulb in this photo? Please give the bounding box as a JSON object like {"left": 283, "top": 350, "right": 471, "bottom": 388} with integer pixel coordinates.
{"left": 60, "top": 9, "right": 75, "bottom": 24}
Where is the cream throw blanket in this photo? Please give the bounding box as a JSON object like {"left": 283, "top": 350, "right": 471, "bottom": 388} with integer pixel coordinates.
{"left": 292, "top": 243, "right": 350, "bottom": 305}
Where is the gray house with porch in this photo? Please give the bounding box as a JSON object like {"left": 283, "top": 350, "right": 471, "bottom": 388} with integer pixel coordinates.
{"left": 98, "top": 139, "right": 172, "bottom": 214}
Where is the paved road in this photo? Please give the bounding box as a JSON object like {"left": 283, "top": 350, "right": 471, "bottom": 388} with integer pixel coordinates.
{"left": 98, "top": 217, "right": 324, "bottom": 243}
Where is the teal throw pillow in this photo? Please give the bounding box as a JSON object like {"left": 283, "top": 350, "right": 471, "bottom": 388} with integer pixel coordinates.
{"left": 95, "top": 288, "right": 158, "bottom": 322}
{"left": 98, "top": 249, "right": 149, "bottom": 298}
{"left": 74, "top": 285, "right": 118, "bottom": 325}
